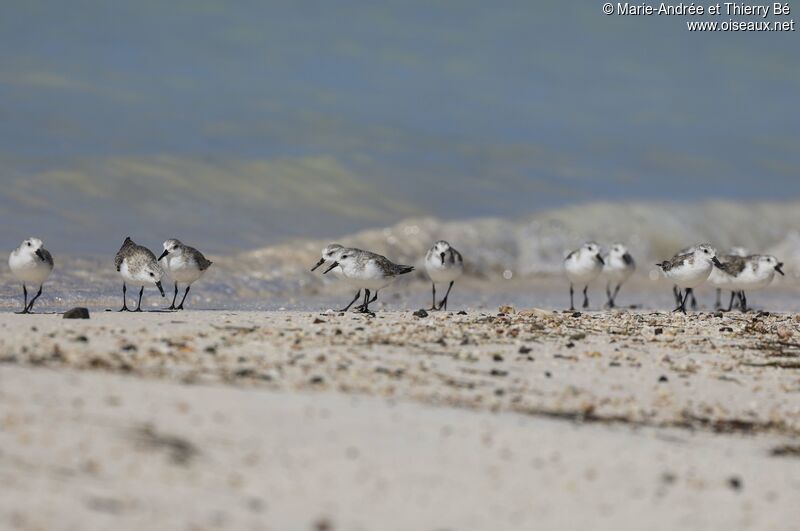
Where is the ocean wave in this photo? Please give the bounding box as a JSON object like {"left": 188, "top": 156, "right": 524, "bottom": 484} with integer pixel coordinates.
{"left": 241, "top": 199, "right": 800, "bottom": 280}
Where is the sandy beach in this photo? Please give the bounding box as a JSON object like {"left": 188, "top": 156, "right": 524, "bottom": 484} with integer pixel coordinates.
{"left": 1, "top": 308, "right": 799, "bottom": 530}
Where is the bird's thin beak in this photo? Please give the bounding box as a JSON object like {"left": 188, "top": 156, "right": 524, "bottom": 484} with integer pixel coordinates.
{"left": 310, "top": 258, "right": 326, "bottom": 272}
{"left": 440, "top": 252, "right": 445, "bottom": 265}
{"left": 712, "top": 257, "right": 723, "bottom": 268}
{"left": 322, "top": 261, "right": 339, "bottom": 274}
{"left": 156, "top": 281, "right": 165, "bottom": 297}
{"left": 35, "top": 248, "right": 45, "bottom": 260}
{"left": 158, "top": 250, "right": 169, "bottom": 261}
{"left": 596, "top": 254, "right": 605, "bottom": 265}
{"left": 775, "top": 263, "right": 785, "bottom": 276}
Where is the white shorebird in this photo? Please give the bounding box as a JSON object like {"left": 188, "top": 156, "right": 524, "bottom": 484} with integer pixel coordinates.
{"left": 424, "top": 240, "right": 463, "bottom": 311}
{"left": 8, "top": 238, "right": 54, "bottom": 314}
{"left": 670, "top": 245, "right": 700, "bottom": 310}
{"left": 564, "top": 242, "right": 604, "bottom": 310}
{"left": 322, "top": 248, "right": 414, "bottom": 313}
{"left": 158, "top": 239, "right": 213, "bottom": 310}
{"left": 115, "top": 237, "right": 165, "bottom": 312}
{"left": 603, "top": 243, "right": 635, "bottom": 308}
{"left": 710, "top": 254, "right": 784, "bottom": 312}
{"left": 709, "top": 247, "right": 749, "bottom": 310}
{"left": 657, "top": 244, "right": 722, "bottom": 313}
{"left": 311, "top": 243, "right": 366, "bottom": 312}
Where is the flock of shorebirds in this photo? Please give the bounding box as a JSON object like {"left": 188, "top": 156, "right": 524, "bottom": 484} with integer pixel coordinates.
{"left": 8, "top": 237, "right": 212, "bottom": 313}
{"left": 5, "top": 236, "right": 786, "bottom": 314}
{"left": 563, "top": 241, "right": 784, "bottom": 313}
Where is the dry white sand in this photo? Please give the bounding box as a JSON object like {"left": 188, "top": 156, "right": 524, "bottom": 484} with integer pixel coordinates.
{"left": 1, "top": 309, "right": 799, "bottom": 530}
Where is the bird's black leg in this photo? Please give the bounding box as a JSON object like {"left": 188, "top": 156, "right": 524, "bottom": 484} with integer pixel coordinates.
{"left": 118, "top": 284, "right": 130, "bottom": 312}
{"left": 360, "top": 289, "right": 373, "bottom": 313}
{"left": 605, "top": 283, "right": 614, "bottom": 308}
{"left": 428, "top": 283, "right": 438, "bottom": 311}
{"left": 569, "top": 284, "right": 574, "bottom": 311}
{"left": 680, "top": 288, "right": 693, "bottom": 314}
{"left": 339, "top": 290, "right": 361, "bottom": 312}
{"left": 134, "top": 286, "right": 144, "bottom": 312}
{"left": 672, "top": 286, "right": 681, "bottom": 307}
{"left": 611, "top": 284, "right": 621, "bottom": 308}
{"left": 369, "top": 290, "right": 379, "bottom": 310}
{"left": 726, "top": 291, "right": 736, "bottom": 312}
{"left": 739, "top": 291, "right": 748, "bottom": 313}
{"left": 673, "top": 288, "right": 685, "bottom": 313}
{"left": 714, "top": 288, "right": 722, "bottom": 309}
{"left": 437, "top": 281, "right": 455, "bottom": 311}
{"left": 689, "top": 290, "right": 697, "bottom": 310}
{"left": 16, "top": 284, "right": 29, "bottom": 314}
{"left": 176, "top": 285, "right": 191, "bottom": 310}
{"left": 356, "top": 290, "right": 378, "bottom": 312}
{"left": 582, "top": 285, "right": 589, "bottom": 309}
{"left": 25, "top": 285, "right": 43, "bottom": 313}
{"left": 168, "top": 283, "right": 179, "bottom": 310}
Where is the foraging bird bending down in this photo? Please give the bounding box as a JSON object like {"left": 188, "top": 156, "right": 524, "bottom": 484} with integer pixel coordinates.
{"left": 158, "top": 239, "right": 213, "bottom": 310}
{"left": 322, "top": 248, "right": 414, "bottom": 314}
{"left": 709, "top": 247, "right": 749, "bottom": 310}
{"left": 115, "top": 237, "right": 165, "bottom": 312}
{"left": 564, "top": 242, "right": 604, "bottom": 311}
{"left": 8, "top": 238, "right": 54, "bottom": 314}
{"left": 709, "top": 254, "right": 784, "bottom": 312}
{"left": 311, "top": 243, "right": 366, "bottom": 312}
{"left": 603, "top": 243, "right": 635, "bottom": 308}
{"left": 424, "top": 240, "right": 464, "bottom": 311}
{"left": 657, "top": 244, "right": 721, "bottom": 313}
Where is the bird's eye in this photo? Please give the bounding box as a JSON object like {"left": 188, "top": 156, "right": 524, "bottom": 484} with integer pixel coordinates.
{"left": 26, "top": 242, "right": 31, "bottom": 247}
{"left": 149, "top": 272, "right": 154, "bottom": 277}
{"left": 342, "top": 255, "right": 348, "bottom": 259}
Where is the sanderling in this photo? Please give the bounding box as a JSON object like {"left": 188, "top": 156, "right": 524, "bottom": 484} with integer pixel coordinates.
{"left": 657, "top": 244, "right": 721, "bottom": 313}
{"left": 564, "top": 242, "right": 604, "bottom": 310}
{"left": 158, "top": 239, "right": 213, "bottom": 310}
{"left": 710, "top": 247, "right": 749, "bottom": 309}
{"left": 8, "top": 238, "right": 54, "bottom": 314}
{"left": 322, "top": 248, "right": 414, "bottom": 313}
{"left": 115, "top": 237, "right": 165, "bottom": 312}
{"left": 424, "top": 240, "right": 464, "bottom": 311}
{"left": 603, "top": 243, "right": 635, "bottom": 308}
{"left": 311, "top": 243, "right": 366, "bottom": 312}
{"left": 670, "top": 245, "right": 700, "bottom": 310}
{"left": 711, "top": 254, "right": 783, "bottom": 312}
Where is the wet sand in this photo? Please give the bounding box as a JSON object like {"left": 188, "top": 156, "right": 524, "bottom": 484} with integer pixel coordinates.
{"left": 1, "top": 309, "right": 799, "bottom": 530}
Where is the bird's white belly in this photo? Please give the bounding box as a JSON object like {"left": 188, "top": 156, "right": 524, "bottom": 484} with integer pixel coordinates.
{"left": 168, "top": 258, "right": 203, "bottom": 283}
{"left": 119, "top": 261, "right": 148, "bottom": 287}
{"left": 604, "top": 265, "right": 632, "bottom": 283}
{"left": 707, "top": 268, "right": 732, "bottom": 288}
{"left": 565, "top": 260, "right": 601, "bottom": 284}
{"left": 8, "top": 254, "right": 51, "bottom": 284}
{"left": 159, "top": 257, "right": 172, "bottom": 280}
{"left": 730, "top": 270, "right": 773, "bottom": 291}
{"left": 426, "top": 261, "right": 463, "bottom": 283}
{"left": 345, "top": 262, "right": 393, "bottom": 290}
{"left": 666, "top": 263, "right": 712, "bottom": 288}
{"left": 330, "top": 267, "right": 354, "bottom": 284}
